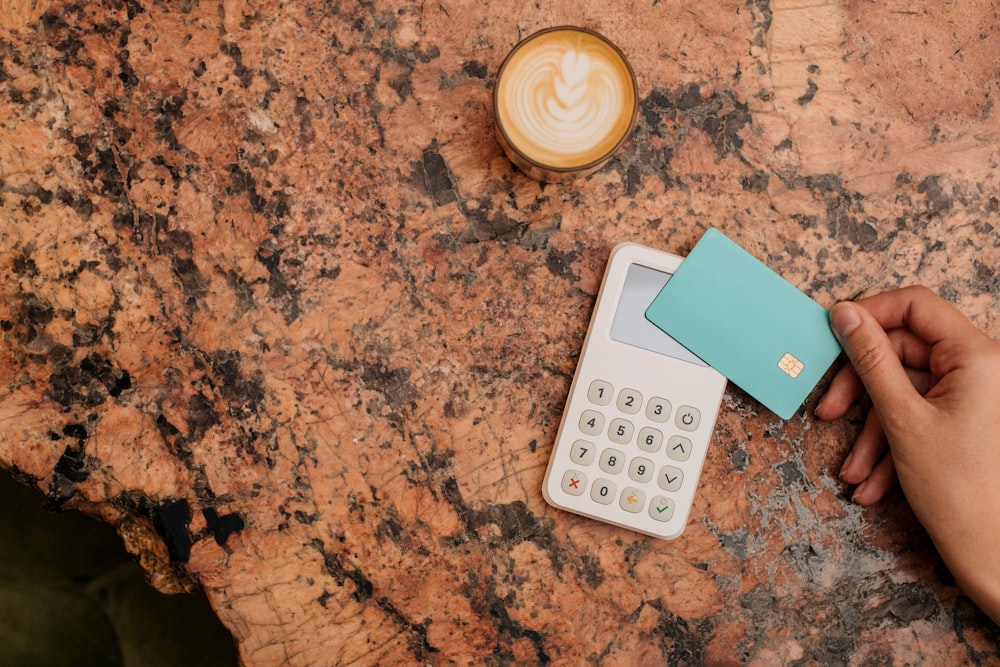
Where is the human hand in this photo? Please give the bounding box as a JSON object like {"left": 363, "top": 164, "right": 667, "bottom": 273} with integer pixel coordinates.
{"left": 815, "top": 286, "right": 1000, "bottom": 624}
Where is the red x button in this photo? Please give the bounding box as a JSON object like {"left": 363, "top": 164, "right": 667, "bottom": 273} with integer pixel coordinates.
{"left": 561, "top": 470, "right": 586, "bottom": 496}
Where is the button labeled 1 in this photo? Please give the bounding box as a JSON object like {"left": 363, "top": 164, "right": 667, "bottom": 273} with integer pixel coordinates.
{"left": 588, "top": 380, "right": 613, "bottom": 406}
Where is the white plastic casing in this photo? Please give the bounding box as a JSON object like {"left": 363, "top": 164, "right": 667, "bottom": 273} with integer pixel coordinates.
{"left": 542, "top": 243, "right": 727, "bottom": 539}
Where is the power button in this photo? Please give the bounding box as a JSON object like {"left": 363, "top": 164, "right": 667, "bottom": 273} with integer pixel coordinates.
{"left": 675, "top": 405, "right": 701, "bottom": 432}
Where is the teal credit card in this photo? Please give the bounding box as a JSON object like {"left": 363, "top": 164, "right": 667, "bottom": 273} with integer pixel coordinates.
{"left": 645, "top": 228, "right": 842, "bottom": 419}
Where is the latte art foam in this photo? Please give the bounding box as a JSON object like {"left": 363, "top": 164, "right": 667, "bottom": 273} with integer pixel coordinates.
{"left": 495, "top": 28, "right": 637, "bottom": 177}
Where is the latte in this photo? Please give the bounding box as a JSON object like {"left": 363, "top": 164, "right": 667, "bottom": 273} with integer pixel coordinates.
{"left": 494, "top": 27, "right": 638, "bottom": 181}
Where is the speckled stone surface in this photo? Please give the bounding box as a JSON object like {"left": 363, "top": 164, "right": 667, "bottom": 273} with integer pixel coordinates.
{"left": 2, "top": 0, "right": 999, "bottom": 664}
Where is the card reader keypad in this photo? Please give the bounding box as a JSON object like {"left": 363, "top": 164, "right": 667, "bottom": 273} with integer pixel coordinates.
{"left": 559, "top": 379, "right": 705, "bottom": 523}
{"left": 542, "top": 244, "right": 729, "bottom": 540}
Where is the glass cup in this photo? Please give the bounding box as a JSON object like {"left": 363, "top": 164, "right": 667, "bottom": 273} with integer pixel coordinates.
{"left": 493, "top": 26, "right": 638, "bottom": 182}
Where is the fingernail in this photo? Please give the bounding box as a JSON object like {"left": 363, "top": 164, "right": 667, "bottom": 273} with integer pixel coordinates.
{"left": 839, "top": 451, "right": 854, "bottom": 478}
{"left": 830, "top": 303, "right": 862, "bottom": 337}
{"left": 851, "top": 480, "right": 867, "bottom": 504}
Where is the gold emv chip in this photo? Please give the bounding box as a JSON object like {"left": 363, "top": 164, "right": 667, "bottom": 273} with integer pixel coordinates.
{"left": 778, "top": 353, "right": 804, "bottom": 378}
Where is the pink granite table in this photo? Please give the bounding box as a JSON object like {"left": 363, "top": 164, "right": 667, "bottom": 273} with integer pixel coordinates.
{"left": 2, "top": 0, "right": 999, "bottom": 664}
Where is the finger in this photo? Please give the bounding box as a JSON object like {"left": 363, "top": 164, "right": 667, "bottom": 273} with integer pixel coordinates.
{"left": 851, "top": 452, "right": 898, "bottom": 505}
{"left": 905, "top": 368, "right": 933, "bottom": 396}
{"left": 815, "top": 328, "right": 931, "bottom": 420}
{"left": 886, "top": 327, "right": 932, "bottom": 371}
{"left": 856, "top": 286, "right": 983, "bottom": 348}
{"left": 814, "top": 362, "right": 863, "bottom": 420}
{"left": 816, "top": 365, "right": 932, "bottom": 422}
{"left": 829, "top": 302, "right": 925, "bottom": 432}
{"left": 840, "top": 408, "right": 888, "bottom": 485}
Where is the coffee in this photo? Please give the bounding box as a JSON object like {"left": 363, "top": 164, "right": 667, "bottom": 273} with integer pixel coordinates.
{"left": 494, "top": 27, "right": 638, "bottom": 181}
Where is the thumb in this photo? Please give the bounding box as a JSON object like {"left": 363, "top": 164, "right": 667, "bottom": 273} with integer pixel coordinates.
{"left": 829, "top": 302, "right": 922, "bottom": 425}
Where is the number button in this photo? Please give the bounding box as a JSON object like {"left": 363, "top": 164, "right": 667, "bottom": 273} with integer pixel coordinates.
{"left": 561, "top": 470, "right": 587, "bottom": 496}
{"left": 658, "top": 465, "right": 683, "bottom": 492}
{"left": 591, "top": 479, "right": 616, "bottom": 505}
{"left": 599, "top": 448, "right": 626, "bottom": 474}
{"left": 628, "top": 457, "right": 654, "bottom": 483}
{"left": 649, "top": 495, "right": 675, "bottom": 521}
{"left": 646, "top": 397, "right": 672, "bottom": 423}
{"left": 608, "top": 418, "right": 634, "bottom": 445}
{"left": 675, "top": 405, "right": 701, "bottom": 432}
{"left": 617, "top": 388, "right": 643, "bottom": 415}
{"left": 620, "top": 487, "right": 645, "bottom": 514}
{"left": 667, "top": 435, "right": 692, "bottom": 462}
{"left": 637, "top": 427, "right": 663, "bottom": 453}
{"left": 579, "top": 410, "right": 604, "bottom": 436}
{"left": 569, "top": 440, "right": 596, "bottom": 466}
{"left": 587, "top": 380, "right": 613, "bottom": 406}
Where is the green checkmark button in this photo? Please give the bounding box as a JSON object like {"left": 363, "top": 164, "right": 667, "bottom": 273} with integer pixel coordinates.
{"left": 650, "top": 497, "right": 674, "bottom": 522}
